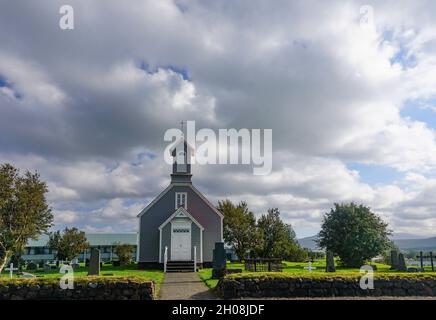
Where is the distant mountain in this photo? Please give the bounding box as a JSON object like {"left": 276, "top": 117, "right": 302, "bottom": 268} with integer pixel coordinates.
{"left": 298, "top": 235, "right": 320, "bottom": 251}
{"left": 391, "top": 233, "right": 428, "bottom": 240}
{"left": 298, "top": 234, "right": 436, "bottom": 252}
{"left": 393, "top": 237, "right": 436, "bottom": 251}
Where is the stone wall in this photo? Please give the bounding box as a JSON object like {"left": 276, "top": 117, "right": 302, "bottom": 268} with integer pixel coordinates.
{"left": 217, "top": 275, "right": 436, "bottom": 299}
{"left": 0, "top": 277, "right": 155, "bottom": 300}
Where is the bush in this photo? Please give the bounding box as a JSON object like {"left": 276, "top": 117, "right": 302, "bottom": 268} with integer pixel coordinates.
{"left": 26, "top": 262, "right": 38, "bottom": 271}
{"left": 317, "top": 203, "right": 391, "bottom": 267}
{"left": 113, "top": 243, "right": 134, "bottom": 265}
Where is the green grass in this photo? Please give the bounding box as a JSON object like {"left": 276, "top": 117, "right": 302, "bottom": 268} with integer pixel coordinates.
{"left": 0, "top": 263, "right": 164, "bottom": 296}
{"left": 198, "top": 268, "right": 219, "bottom": 289}
{"left": 197, "top": 260, "right": 436, "bottom": 289}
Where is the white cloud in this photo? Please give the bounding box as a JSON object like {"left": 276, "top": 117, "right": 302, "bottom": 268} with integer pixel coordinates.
{"left": 1, "top": 0, "right": 436, "bottom": 236}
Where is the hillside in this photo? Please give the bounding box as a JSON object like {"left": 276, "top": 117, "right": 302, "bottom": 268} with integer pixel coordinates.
{"left": 298, "top": 235, "right": 436, "bottom": 252}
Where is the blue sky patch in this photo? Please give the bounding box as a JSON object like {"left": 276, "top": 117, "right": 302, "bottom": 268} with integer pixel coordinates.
{"left": 138, "top": 61, "right": 190, "bottom": 81}
{"left": 348, "top": 162, "right": 403, "bottom": 185}
{"left": 390, "top": 46, "right": 417, "bottom": 69}
{"left": 401, "top": 98, "right": 436, "bottom": 128}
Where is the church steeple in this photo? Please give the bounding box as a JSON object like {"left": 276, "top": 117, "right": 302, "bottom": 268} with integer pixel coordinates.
{"left": 169, "top": 136, "right": 194, "bottom": 184}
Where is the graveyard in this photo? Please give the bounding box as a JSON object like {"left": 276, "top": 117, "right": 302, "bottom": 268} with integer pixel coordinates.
{"left": 0, "top": 253, "right": 164, "bottom": 299}
{"left": 199, "top": 258, "right": 436, "bottom": 290}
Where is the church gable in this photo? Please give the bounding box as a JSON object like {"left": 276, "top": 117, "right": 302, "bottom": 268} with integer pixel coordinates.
{"left": 138, "top": 136, "right": 223, "bottom": 264}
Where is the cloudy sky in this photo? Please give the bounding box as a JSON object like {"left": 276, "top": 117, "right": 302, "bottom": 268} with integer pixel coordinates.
{"left": 1, "top": 0, "right": 436, "bottom": 238}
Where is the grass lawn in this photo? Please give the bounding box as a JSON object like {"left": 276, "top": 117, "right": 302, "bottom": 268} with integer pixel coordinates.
{"left": 198, "top": 260, "right": 436, "bottom": 289}
{"left": 198, "top": 268, "right": 219, "bottom": 289}
{"left": 0, "top": 263, "right": 164, "bottom": 296}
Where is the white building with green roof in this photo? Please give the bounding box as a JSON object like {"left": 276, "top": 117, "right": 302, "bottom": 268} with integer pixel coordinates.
{"left": 22, "top": 233, "right": 138, "bottom": 263}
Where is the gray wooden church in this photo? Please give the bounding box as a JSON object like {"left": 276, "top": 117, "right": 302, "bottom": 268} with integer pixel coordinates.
{"left": 137, "top": 138, "right": 223, "bottom": 270}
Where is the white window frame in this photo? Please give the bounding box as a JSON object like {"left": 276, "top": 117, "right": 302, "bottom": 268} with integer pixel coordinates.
{"left": 175, "top": 192, "right": 187, "bottom": 209}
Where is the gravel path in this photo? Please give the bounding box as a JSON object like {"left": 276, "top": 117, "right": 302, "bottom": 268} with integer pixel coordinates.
{"left": 159, "top": 272, "right": 218, "bottom": 300}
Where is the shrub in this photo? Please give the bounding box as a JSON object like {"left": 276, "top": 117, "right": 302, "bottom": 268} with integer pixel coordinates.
{"left": 26, "top": 262, "right": 37, "bottom": 270}
{"left": 113, "top": 243, "right": 134, "bottom": 265}
{"left": 317, "top": 203, "right": 391, "bottom": 267}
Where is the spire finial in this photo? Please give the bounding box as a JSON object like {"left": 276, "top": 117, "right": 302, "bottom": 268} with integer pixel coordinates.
{"left": 180, "top": 120, "right": 185, "bottom": 136}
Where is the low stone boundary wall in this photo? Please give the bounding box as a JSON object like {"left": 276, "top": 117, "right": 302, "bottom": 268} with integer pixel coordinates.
{"left": 0, "top": 277, "right": 155, "bottom": 300}
{"left": 217, "top": 274, "right": 436, "bottom": 299}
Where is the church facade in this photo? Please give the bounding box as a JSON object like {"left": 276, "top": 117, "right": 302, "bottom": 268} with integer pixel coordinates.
{"left": 137, "top": 139, "right": 223, "bottom": 268}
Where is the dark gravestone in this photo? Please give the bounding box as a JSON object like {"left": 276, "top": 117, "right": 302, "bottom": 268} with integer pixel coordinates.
{"left": 398, "top": 253, "right": 407, "bottom": 271}
{"left": 88, "top": 248, "right": 101, "bottom": 276}
{"left": 419, "top": 251, "right": 424, "bottom": 272}
{"left": 390, "top": 250, "right": 399, "bottom": 270}
{"left": 325, "top": 251, "right": 336, "bottom": 272}
{"left": 212, "top": 242, "right": 226, "bottom": 279}
{"left": 430, "top": 252, "right": 434, "bottom": 272}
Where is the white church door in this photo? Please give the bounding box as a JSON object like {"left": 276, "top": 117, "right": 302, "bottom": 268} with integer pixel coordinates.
{"left": 171, "top": 221, "right": 192, "bottom": 261}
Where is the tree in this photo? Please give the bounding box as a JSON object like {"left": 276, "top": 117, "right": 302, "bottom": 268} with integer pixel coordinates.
{"left": 0, "top": 163, "right": 53, "bottom": 272}
{"left": 48, "top": 227, "right": 89, "bottom": 262}
{"left": 317, "top": 203, "right": 391, "bottom": 267}
{"left": 256, "top": 208, "right": 304, "bottom": 259}
{"left": 218, "top": 200, "right": 258, "bottom": 261}
{"left": 113, "top": 243, "right": 134, "bottom": 264}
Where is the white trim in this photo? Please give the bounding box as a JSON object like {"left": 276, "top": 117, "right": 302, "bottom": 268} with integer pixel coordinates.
{"left": 159, "top": 207, "right": 204, "bottom": 231}
{"left": 175, "top": 192, "right": 188, "bottom": 210}
{"left": 136, "top": 231, "right": 140, "bottom": 262}
{"left": 137, "top": 183, "right": 224, "bottom": 220}
{"left": 220, "top": 216, "right": 224, "bottom": 242}
{"left": 200, "top": 229, "right": 203, "bottom": 263}
{"left": 137, "top": 184, "right": 173, "bottom": 218}
{"left": 159, "top": 228, "right": 162, "bottom": 263}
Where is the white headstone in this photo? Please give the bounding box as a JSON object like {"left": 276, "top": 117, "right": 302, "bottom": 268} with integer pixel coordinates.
{"left": 304, "top": 261, "right": 317, "bottom": 273}
{"left": 5, "top": 263, "right": 18, "bottom": 279}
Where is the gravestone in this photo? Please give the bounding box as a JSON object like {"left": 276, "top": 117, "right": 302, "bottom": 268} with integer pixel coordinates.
{"left": 398, "top": 253, "right": 407, "bottom": 271}
{"left": 5, "top": 263, "right": 18, "bottom": 279}
{"left": 304, "top": 261, "right": 316, "bottom": 272}
{"left": 87, "top": 248, "right": 101, "bottom": 276}
{"left": 325, "top": 251, "right": 336, "bottom": 272}
{"left": 44, "top": 263, "right": 51, "bottom": 272}
{"left": 419, "top": 251, "right": 424, "bottom": 271}
{"left": 390, "top": 250, "right": 399, "bottom": 270}
{"left": 212, "top": 242, "right": 226, "bottom": 279}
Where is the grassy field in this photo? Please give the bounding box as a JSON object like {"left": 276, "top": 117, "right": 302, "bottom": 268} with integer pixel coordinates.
{"left": 198, "top": 260, "right": 436, "bottom": 289}
{"left": 0, "top": 263, "right": 164, "bottom": 294}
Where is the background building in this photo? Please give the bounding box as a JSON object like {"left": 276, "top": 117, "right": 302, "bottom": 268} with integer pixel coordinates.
{"left": 22, "top": 233, "right": 138, "bottom": 263}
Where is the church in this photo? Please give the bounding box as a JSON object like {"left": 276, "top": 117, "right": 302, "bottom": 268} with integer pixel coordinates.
{"left": 137, "top": 138, "right": 223, "bottom": 270}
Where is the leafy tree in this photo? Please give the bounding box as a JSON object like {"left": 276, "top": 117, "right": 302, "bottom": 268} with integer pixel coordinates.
{"left": 113, "top": 243, "right": 135, "bottom": 264}
{"left": 218, "top": 200, "right": 258, "bottom": 261}
{"left": 317, "top": 203, "right": 391, "bottom": 267}
{"left": 48, "top": 227, "right": 89, "bottom": 262}
{"left": 0, "top": 163, "right": 53, "bottom": 272}
{"left": 256, "top": 208, "right": 304, "bottom": 259}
